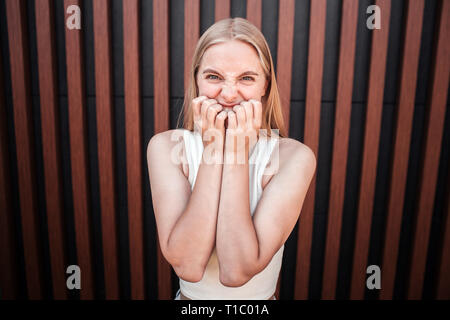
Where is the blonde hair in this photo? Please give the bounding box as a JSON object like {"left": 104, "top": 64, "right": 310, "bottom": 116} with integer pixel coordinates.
{"left": 177, "top": 17, "right": 287, "bottom": 138}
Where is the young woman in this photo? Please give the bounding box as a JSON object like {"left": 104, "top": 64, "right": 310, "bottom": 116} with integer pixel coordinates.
{"left": 147, "top": 18, "right": 316, "bottom": 300}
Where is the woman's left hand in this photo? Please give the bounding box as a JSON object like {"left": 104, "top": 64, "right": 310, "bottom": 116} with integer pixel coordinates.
{"left": 224, "top": 99, "right": 262, "bottom": 164}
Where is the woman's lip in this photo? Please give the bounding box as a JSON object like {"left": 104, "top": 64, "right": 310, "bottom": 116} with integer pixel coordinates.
{"left": 221, "top": 104, "right": 239, "bottom": 108}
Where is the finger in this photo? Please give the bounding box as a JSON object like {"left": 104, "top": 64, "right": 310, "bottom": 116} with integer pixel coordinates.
{"left": 241, "top": 101, "right": 254, "bottom": 128}
{"left": 227, "top": 111, "right": 237, "bottom": 129}
{"left": 212, "top": 103, "right": 223, "bottom": 114}
{"left": 207, "top": 104, "right": 222, "bottom": 125}
{"left": 193, "top": 96, "right": 208, "bottom": 133}
{"left": 201, "top": 99, "right": 217, "bottom": 129}
{"left": 250, "top": 99, "right": 262, "bottom": 128}
{"left": 215, "top": 111, "right": 228, "bottom": 131}
{"left": 192, "top": 96, "right": 208, "bottom": 121}
{"left": 233, "top": 105, "right": 246, "bottom": 128}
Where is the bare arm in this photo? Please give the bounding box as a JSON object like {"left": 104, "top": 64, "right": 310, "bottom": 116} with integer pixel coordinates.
{"left": 216, "top": 102, "right": 316, "bottom": 287}
{"left": 216, "top": 142, "right": 315, "bottom": 286}
{"left": 147, "top": 97, "right": 227, "bottom": 282}
{"left": 147, "top": 131, "right": 223, "bottom": 282}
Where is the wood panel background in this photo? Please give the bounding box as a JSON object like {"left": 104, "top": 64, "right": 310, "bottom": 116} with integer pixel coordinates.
{"left": 0, "top": 0, "right": 448, "bottom": 300}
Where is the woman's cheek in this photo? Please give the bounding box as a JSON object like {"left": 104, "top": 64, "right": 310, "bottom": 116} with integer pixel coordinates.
{"left": 240, "top": 82, "right": 266, "bottom": 100}
{"left": 241, "top": 89, "right": 262, "bottom": 102}
{"left": 198, "top": 83, "right": 221, "bottom": 99}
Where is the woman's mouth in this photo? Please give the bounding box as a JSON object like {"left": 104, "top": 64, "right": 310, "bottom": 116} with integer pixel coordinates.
{"left": 221, "top": 103, "right": 239, "bottom": 109}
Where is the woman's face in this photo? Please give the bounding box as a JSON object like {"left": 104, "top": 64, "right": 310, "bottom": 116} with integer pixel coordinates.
{"left": 196, "top": 40, "right": 268, "bottom": 111}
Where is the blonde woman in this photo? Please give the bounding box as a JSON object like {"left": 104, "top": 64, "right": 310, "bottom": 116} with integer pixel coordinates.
{"left": 147, "top": 18, "right": 316, "bottom": 300}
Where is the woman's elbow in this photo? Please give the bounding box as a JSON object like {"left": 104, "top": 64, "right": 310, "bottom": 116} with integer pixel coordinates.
{"left": 219, "top": 270, "right": 252, "bottom": 287}
{"left": 162, "top": 247, "right": 206, "bottom": 282}
{"left": 173, "top": 263, "right": 205, "bottom": 283}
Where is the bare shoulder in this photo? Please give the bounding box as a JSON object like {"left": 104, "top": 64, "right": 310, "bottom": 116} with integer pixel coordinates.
{"left": 275, "top": 137, "right": 316, "bottom": 179}
{"left": 147, "top": 129, "right": 185, "bottom": 157}
{"left": 147, "top": 129, "right": 189, "bottom": 178}
{"left": 262, "top": 137, "right": 316, "bottom": 189}
{"left": 278, "top": 137, "right": 316, "bottom": 165}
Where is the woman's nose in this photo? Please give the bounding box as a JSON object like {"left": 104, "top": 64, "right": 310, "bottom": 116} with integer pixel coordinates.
{"left": 220, "top": 83, "right": 238, "bottom": 101}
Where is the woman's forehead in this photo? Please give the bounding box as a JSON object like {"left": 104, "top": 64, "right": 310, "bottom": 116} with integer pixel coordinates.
{"left": 200, "top": 40, "right": 263, "bottom": 73}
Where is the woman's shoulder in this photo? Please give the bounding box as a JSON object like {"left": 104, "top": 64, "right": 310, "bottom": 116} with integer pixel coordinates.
{"left": 261, "top": 136, "right": 316, "bottom": 189}
{"left": 277, "top": 137, "right": 316, "bottom": 168}
{"left": 147, "top": 129, "right": 187, "bottom": 153}
{"left": 147, "top": 129, "right": 190, "bottom": 178}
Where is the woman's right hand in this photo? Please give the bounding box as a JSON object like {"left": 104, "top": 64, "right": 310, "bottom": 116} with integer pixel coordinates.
{"left": 192, "top": 96, "right": 228, "bottom": 163}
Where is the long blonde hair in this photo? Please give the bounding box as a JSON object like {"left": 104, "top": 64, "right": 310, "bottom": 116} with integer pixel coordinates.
{"left": 177, "top": 17, "right": 287, "bottom": 138}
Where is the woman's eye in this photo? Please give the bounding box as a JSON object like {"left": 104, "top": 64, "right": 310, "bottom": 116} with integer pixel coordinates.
{"left": 242, "top": 76, "right": 255, "bottom": 81}
{"left": 206, "top": 74, "right": 220, "bottom": 80}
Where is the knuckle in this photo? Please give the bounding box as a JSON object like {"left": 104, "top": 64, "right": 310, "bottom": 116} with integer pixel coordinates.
{"left": 201, "top": 103, "right": 211, "bottom": 113}
{"left": 251, "top": 99, "right": 262, "bottom": 109}
{"left": 207, "top": 107, "right": 216, "bottom": 117}
{"left": 203, "top": 100, "right": 217, "bottom": 111}
{"left": 193, "top": 96, "right": 204, "bottom": 103}
{"left": 216, "top": 111, "right": 225, "bottom": 119}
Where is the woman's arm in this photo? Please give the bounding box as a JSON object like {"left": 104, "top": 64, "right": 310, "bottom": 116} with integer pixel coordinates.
{"left": 216, "top": 102, "right": 316, "bottom": 287}
{"left": 147, "top": 130, "right": 223, "bottom": 282}
{"left": 216, "top": 140, "right": 315, "bottom": 287}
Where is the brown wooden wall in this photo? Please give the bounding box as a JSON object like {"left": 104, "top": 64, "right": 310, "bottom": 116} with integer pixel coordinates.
{"left": 0, "top": 0, "right": 449, "bottom": 300}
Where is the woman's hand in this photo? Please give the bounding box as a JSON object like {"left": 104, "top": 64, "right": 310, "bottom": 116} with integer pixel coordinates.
{"left": 192, "top": 96, "right": 228, "bottom": 164}
{"left": 225, "top": 100, "right": 262, "bottom": 164}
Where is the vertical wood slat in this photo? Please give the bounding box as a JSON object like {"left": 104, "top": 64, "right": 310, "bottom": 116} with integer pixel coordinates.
{"left": 276, "top": 0, "right": 295, "bottom": 136}
{"left": 274, "top": 0, "right": 295, "bottom": 299}
{"left": 64, "top": 0, "right": 95, "bottom": 300}
{"left": 35, "top": 0, "right": 67, "bottom": 300}
{"left": 321, "top": 0, "right": 359, "bottom": 300}
{"left": 153, "top": 0, "right": 172, "bottom": 300}
{"left": 246, "top": 0, "right": 262, "bottom": 30}
{"left": 295, "top": 0, "right": 326, "bottom": 300}
{"left": 0, "top": 36, "right": 18, "bottom": 299}
{"left": 407, "top": 0, "right": 450, "bottom": 299}
{"left": 93, "top": 0, "right": 120, "bottom": 300}
{"left": 153, "top": 0, "right": 170, "bottom": 135}
{"left": 215, "top": 0, "right": 230, "bottom": 21}
{"left": 355, "top": 0, "right": 392, "bottom": 300}
{"left": 184, "top": 0, "right": 200, "bottom": 92}
{"left": 377, "top": 0, "right": 425, "bottom": 300}
{"left": 123, "top": 0, "right": 145, "bottom": 300}
{"left": 276, "top": 0, "right": 295, "bottom": 297}
{"left": 437, "top": 171, "right": 450, "bottom": 299}
{"left": 6, "top": 0, "right": 43, "bottom": 299}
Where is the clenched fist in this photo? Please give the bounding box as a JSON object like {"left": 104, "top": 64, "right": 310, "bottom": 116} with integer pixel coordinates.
{"left": 224, "top": 99, "right": 262, "bottom": 164}
{"left": 192, "top": 96, "right": 228, "bottom": 164}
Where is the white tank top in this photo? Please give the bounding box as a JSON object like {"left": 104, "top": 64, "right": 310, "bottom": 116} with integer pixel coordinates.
{"left": 179, "top": 129, "right": 284, "bottom": 300}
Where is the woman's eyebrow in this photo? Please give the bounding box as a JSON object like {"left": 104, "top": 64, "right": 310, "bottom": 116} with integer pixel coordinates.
{"left": 202, "top": 68, "right": 259, "bottom": 76}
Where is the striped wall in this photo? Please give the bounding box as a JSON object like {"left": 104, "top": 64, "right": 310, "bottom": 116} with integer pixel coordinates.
{"left": 0, "top": 0, "right": 449, "bottom": 300}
